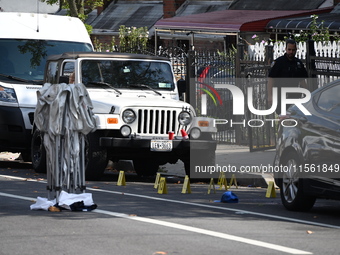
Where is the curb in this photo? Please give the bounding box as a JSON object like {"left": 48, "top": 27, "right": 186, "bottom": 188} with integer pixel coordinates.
{"left": 232, "top": 172, "right": 270, "bottom": 188}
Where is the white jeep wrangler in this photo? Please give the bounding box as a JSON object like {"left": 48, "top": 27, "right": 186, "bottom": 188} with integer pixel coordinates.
{"left": 33, "top": 52, "right": 217, "bottom": 180}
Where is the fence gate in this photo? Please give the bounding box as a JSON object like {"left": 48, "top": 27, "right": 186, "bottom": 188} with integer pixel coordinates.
{"left": 157, "top": 44, "right": 239, "bottom": 145}
{"left": 156, "top": 43, "right": 277, "bottom": 148}
{"left": 187, "top": 49, "right": 238, "bottom": 144}
{"left": 237, "top": 43, "right": 277, "bottom": 151}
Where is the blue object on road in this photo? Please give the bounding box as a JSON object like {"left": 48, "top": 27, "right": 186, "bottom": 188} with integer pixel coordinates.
{"left": 215, "top": 191, "right": 239, "bottom": 203}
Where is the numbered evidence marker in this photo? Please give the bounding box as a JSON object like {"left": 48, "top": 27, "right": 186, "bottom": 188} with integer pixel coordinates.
{"left": 265, "top": 181, "right": 276, "bottom": 198}
{"left": 229, "top": 174, "right": 238, "bottom": 188}
{"left": 181, "top": 175, "right": 191, "bottom": 194}
{"left": 154, "top": 173, "right": 161, "bottom": 189}
{"left": 117, "top": 171, "right": 126, "bottom": 186}
{"left": 207, "top": 178, "right": 216, "bottom": 194}
{"left": 157, "top": 177, "right": 168, "bottom": 194}
{"left": 217, "top": 172, "right": 228, "bottom": 190}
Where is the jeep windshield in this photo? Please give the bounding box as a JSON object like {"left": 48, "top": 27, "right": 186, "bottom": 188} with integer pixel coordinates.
{"left": 81, "top": 60, "right": 175, "bottom": 90}
{"left": 0, "top": 39, "right": 92, "bottom": 84}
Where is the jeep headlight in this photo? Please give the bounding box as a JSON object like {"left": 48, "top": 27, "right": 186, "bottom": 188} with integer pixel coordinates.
{"left": 178, "top": 111, "right": 192, "bottom": 126}
{"left": 122, "top": 109, "right": 136, "bottom": 124}
{"left": 0, "top": 86, "right": 17, "bottom": 103}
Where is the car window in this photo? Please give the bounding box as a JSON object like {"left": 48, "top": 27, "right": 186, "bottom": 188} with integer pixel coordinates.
{"left": 316, "top": 84, "right": 340, "bottom": 115}
{"left": 81, "top": 60, "right": 174, "bottom": 90}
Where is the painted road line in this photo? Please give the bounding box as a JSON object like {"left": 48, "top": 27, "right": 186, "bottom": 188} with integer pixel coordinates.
{"left": 95, "top": 208, "right": 312, "bottom": 255}
{"left": 88, "top": 187, "right": 340, "bottom": 230}
{"left": 1, "top": 174, "right": 340, "bottom": 229}
{"left": 0, "top": 191, "right": 312, "bottom": 255}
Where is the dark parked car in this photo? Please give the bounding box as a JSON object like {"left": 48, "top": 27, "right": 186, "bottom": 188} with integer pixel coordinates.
{"left": 274, "top": 79, "right": 340, "bottom": 211}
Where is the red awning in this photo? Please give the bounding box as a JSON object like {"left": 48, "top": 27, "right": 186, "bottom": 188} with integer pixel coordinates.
{"left": 155, "top": 8, "right": 332, "bottom": 33}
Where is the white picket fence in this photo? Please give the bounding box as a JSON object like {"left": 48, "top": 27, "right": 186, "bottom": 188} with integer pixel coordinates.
{"left": 248, "top": 41, "right": 340, "bottom": 61}
{"left": 248, "top": 41, "right": 340, "bottom": 87}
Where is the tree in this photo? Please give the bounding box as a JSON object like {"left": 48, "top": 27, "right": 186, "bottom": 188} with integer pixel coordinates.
{"left": 40, "top": 0, "right": 105, "bottom": 33}
{"left": 41, "top": 0, "right": 104, "bottom": 19}
{"left": 119, "top": 25, "right": 149, "bottom": 53}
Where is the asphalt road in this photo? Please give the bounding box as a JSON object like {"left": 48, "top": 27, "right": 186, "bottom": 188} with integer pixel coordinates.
{"left": 1, "top": 160, "right": 340, "bottom": 255}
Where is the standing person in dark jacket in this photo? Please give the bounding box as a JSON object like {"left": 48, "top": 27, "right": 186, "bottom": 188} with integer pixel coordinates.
{"left": 268, "top": 39, "right": 308, "bottom": 115}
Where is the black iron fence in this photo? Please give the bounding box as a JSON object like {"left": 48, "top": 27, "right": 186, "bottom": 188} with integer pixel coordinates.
{"left": 115, "top": 40, "right": 340, "bottom": 150}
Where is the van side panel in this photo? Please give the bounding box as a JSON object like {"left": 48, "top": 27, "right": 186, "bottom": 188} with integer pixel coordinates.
{"left": 0, "top": 13, "right": 92, "bottom": 45}
{"left": 0, "top": 106, "right": 32, "bottom": 152}
{"left": 0, "top": 13, "right": 93, "bottom": 156}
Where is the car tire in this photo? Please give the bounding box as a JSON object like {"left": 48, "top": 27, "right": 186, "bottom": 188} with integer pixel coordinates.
{"left": 133, "top": 159, "right": 159, "bottom": 177}
{"left": 278, "top": 151, "right": 316, "bottom": 211}
{"left": 31, "top": 129, "right": 47, "bottom": 173}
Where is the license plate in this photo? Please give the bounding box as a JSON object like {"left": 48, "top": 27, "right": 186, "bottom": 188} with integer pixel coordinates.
{"left": 150, "top": 140, "right": 173, "bottom": 152}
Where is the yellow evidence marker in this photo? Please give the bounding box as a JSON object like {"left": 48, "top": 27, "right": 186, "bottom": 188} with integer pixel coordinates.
{"left": 158, "top": 177, "right": 168, "bottom": 194}
{"left": 117, "top": 171, "right": 126, "bottom": 186}
{"left": 181, "top": 175, "right": 191, "bottom": 194}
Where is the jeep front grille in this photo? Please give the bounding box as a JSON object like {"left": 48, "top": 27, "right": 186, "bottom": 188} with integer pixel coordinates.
{"left": 137, "top": 109, "right": 178, "bottom": 135}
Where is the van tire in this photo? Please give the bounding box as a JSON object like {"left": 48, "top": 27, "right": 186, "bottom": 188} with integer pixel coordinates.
{"left": 31, "top": 129, "right": 47, "bottom": 173}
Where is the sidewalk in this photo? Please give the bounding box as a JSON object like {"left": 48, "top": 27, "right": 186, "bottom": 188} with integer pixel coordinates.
{"left": 0, "top": 152, "right": 21, "bottom": 162}
{"left": 215, "top": 144, "right": 276, "bottom": 187}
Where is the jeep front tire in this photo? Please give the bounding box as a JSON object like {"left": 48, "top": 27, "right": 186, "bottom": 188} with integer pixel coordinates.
{"left": 84, "top": 132, "right": 108, "bottom": 181}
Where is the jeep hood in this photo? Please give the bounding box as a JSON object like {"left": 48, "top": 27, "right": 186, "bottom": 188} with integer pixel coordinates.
{"left": 90, "top": 93, "right": 193, "bottom": 114}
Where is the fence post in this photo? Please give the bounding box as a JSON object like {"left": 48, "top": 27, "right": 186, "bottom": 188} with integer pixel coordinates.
{"left": 235, "top": 42, "right": 245, "bottom": 145}
{"left": 186, "top": 50, "right": 196, "bottom": 109}
{"left": 265, "top": 43, "right": 273, "bottom": 66}
{"left": 264, "top": 43, "right": 276, "bottom": 148}
{"left": 235, "top": 42, "right": 244, "bottom": 78}
{"left": 306, "top": 38, "right": 318, "bottom": 91}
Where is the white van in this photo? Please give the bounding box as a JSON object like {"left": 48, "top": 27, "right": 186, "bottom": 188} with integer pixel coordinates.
{"left": 0, "top": 12, "right": 93, "bottom": 160}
